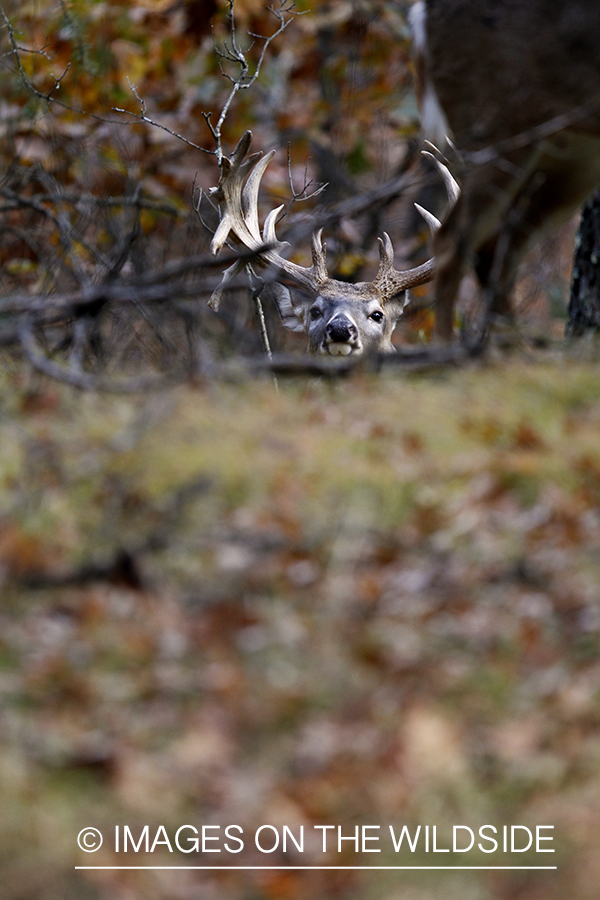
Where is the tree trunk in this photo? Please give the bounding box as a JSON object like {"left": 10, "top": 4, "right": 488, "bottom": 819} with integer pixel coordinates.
{"left": 567, "top": 188, "right": 600, "bottom": 338}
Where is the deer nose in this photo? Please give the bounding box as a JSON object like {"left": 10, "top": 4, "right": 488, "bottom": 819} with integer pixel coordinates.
{"left": 326, "top": 316, "right": 357, "bottom": 343}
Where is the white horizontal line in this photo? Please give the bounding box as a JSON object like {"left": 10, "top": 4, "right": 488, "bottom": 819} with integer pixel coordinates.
{"left": 75, "top": 866, "right": 558, "bottom": 871}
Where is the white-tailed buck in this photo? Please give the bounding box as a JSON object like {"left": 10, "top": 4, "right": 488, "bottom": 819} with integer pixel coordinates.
{"left": 208, "top": 131, "right": 458, "bottom": 356}
{"left": 410, "top": 0, "right": 600, "bottom": 340}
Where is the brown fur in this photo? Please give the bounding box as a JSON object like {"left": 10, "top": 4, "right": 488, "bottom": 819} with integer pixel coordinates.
{"left": 414, "top": 0, "right": 600, "bottom": 339}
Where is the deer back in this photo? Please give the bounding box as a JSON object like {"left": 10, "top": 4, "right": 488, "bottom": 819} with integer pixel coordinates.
{"left": 417, "top": 0, "right": 600, "bottom": 149}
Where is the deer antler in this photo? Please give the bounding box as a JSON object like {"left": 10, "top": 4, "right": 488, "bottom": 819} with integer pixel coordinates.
{"left": 208, "top": 131, "right": 459, "bottom": 310}
{"left": 208, "top": 131, "right": 329, "bottom": 310}
{"left": 372, "top": 146, "right": 460, "bottom": 298}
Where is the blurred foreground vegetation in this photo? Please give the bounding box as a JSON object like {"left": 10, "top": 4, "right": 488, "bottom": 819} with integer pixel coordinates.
{"left": 2, "top": 353, "right": 600, "bottom": 900}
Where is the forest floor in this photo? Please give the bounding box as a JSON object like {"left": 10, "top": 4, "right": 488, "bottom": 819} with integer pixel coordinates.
{"left": 2, "top": 346, "right": 600, "bottom": 900}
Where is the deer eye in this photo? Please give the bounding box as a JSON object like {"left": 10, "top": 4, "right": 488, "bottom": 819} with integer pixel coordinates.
{"left": 309, "top": 306, "right": 323, "bottom": 320}
{"left": 369, "top": 310, "right": 384, "bottom": 323}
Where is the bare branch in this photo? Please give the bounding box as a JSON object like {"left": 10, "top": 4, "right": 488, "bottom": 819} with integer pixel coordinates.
{"left": 0, "top": 244, "right": 281, "bottom": 323}
{"left": 18, "top": 315, "right": 179, "bottom": 393}
{"left": 272, "top": 146, "right": 328, "bottom": 224}
{"left": 112, "top": 79, "right": 211, "bottom": 153}
{"left": 210, "top": 0, "right": 300, "bottom": 166}
{"left": 0, "top": 192, "right": 180, "bottom": 217}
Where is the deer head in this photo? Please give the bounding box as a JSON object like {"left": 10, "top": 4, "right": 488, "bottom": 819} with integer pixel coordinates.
{"left": 208, "top": 131, "right": 458, "bottom": 356}
{"left": 410, "top": 0, "right": 600, "bottom": 341}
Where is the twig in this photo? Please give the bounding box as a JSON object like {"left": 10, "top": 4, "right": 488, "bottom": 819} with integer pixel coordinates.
{"left": 464, "top": 98, "right": 600, "bottom": 168}
{"left": 230, "top": 344, "right": 475, "bottom": 378}
{"left": 112, "top": 79, "right": 210, "bottom": 153}
{"left": 274, "top": 146, "right": 327, "bottom": 224}
{"left": 18, "top": 314, "right": 179, "bottom": 392}
{"left": 0, "top": 191, "right": 181, "bottom": 216}
{"left": 210, "top": 1, "right": 300, "bottom": 166}
{"left": 0, "top": 244, "right": 277, "bottom": 317}
{"left": 246, "top": 264, "right": 279, "bottom": 390}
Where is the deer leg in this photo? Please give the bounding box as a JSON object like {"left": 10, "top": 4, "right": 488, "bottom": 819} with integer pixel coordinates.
{"left": 474, "top": 155, "right": 599, "bottom": 326}
{"left": 433, "top": 148, "right": 551, "bottom": 339}
{"left": 431, "top": 159, "right": 527, "bottom": 340}
{"left": 474, "top": 240, "right": 516, "bottom": 320}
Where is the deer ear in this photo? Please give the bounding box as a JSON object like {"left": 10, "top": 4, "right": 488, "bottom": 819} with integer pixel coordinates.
{"left": 384, "top": 291, "right": 411, "bottom": 322}
{"left": 271, "top": 284, "right": 308, "bottom": 333}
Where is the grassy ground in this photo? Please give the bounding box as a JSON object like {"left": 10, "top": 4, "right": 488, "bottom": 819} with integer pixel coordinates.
{"left": 1, "top": 352, "right": 600, "bottom": 900}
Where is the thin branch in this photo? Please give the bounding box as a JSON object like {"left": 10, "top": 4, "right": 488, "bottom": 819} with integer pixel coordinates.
{"left": 211, "top": 1, "right": 300, "bottom": 166}
{"left": 18, "top": 315, "right": 179, "bottom": 392}
{"left": 112, "top": 78, "right": 211, "bottom": 154}
{"left": 464, "top": 98, "right": 600, "bottom": 168}
{"left": 0, "top": 243, "right": 281, "bottom": 320}
{"left": 274, "top": 145, "right": 328, "bottom": 224}
{"left": 0, "top": 193, "right": 181, "bottom": 216}
{"left": 287, "top": 149, "right": 327, "bottom": 203}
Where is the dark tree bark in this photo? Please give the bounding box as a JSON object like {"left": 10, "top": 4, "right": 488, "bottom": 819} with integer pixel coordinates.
{"left": 567, "top": 188, "right": 600, "bottom": 338}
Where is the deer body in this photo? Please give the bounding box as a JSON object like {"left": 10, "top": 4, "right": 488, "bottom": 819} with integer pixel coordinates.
{"left": 411, "top": 0, "right": 600, "bottom": 339}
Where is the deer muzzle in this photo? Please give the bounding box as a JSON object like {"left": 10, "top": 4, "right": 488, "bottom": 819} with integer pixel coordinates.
{"left": 323, "top": 315, "right": 360, "bottom": 356}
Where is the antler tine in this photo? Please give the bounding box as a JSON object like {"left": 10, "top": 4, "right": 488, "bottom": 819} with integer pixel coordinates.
{"left": 242, "top": 149, "right": 277, "bottom": 240}
{"left": 377, "top": 232, "right": 395, "bottom": 276}
{"left": 421, "top": 149, "right": 460, "bottom": 205}
{"left": 207, "top": 257, "right": 247, "bottom": 311}
{"left": 414, "top": 148, "right": 459, "bottom": 236}
{"left": 372, "top": 232, "right": 436, "bottom": 300}
{"left": 311, "top": 229, "right": 329, "bottom": 282}
{"left": 263, "top": 205, "right": 287, "bottom": 248}
{"left": 414, "top": 202, "right": 441, "bottom": 235}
